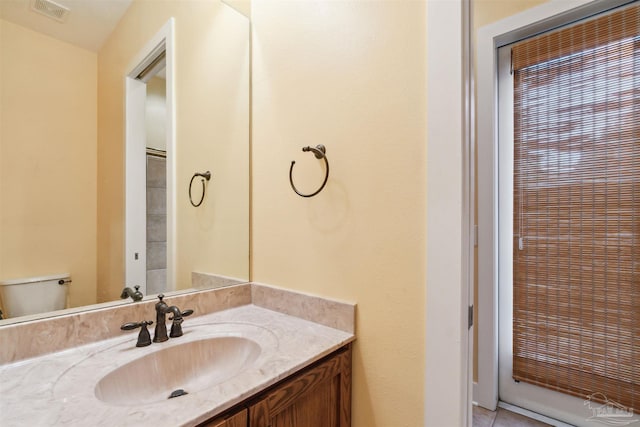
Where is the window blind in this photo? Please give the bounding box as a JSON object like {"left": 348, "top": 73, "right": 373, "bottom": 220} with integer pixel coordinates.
{"left": 512, "top": 3, "right": 640, "bottom": 412}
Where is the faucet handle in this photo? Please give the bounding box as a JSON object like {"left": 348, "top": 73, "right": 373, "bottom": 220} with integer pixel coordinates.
{"left": 168, "top": 309, "right": 194, "bottom": 338}
{"left": 121, "top": 320, "right": 154, "bottom": 347}
{"left": 121, "top": 320, "right": 151, "bottom": 330}
{"left": 169, "top": 309, "right": 194, "bottom": 321}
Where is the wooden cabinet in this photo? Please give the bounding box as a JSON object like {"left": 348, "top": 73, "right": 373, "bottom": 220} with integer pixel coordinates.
{"left": 200, "top": 408, "right": 247, "bottom": 427}
{"left": 197, "top": 345, "right": 352, "bottom": 427}
{"left": 249, "top": 345, "right": 352, "bottom": 427}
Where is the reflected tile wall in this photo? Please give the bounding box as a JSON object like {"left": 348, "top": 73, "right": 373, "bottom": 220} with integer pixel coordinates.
{"left": 146, "top": 155, "right": 166, "bottom": 292}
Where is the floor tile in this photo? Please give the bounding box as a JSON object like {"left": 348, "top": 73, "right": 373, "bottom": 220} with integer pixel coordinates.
{"left": 473, "top": 405, "right": 497, "bottom": 427}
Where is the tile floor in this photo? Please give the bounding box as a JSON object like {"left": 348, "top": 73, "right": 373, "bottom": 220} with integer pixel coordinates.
{"left": 473, "top": 405, "right": 552, "bottom": 427}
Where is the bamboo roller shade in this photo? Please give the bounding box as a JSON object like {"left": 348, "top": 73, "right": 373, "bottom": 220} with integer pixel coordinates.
{"left": 512, "top": 3, "right": 640, "bottom": 413}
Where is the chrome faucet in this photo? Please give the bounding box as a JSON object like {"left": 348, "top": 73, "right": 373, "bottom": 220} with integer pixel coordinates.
{"left": 120, "top": 285, "right": 143, "bottom": 302}
{"left": 153, "top": 294, "right": 193, "bottom": 342}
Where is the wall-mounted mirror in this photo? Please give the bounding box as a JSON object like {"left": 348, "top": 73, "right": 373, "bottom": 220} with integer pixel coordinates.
{"left": 0, "top": 0, "right": 250, "bottom": 324}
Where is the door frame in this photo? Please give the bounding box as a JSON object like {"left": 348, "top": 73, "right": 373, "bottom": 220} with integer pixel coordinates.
{"left": 425, "top": 0, "right": 471, "bottom": 425}
{"left": 475, "top": 0, "right": 634, "bottom": 411}
{"left": 125, "top": 19, "right": 176, "bottom": 294}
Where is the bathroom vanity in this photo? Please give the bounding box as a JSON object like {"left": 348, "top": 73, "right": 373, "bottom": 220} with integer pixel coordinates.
{"left": 0, "top": 283, "right": 355, "bottom": 427}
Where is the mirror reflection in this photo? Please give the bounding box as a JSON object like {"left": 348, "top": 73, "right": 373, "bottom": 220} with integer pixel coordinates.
{"left": 0, "top": 0, "right": 250, "bottom": 323}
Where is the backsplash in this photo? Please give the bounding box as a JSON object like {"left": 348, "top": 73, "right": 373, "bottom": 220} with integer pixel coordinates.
{"left": 0, "top": 281, "right": 355, "bottom": 365}
{"left": 0, "top": 284, "right": 251, "bottom": 364}
{"left": 252, "top": 283, "right": 355, "bottom": 334}
{"left": 192, "top": 272, "right": 247, "bottom": 289}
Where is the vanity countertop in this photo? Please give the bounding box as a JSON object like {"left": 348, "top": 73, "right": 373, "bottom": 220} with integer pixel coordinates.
{"left": 0, "top": 304, "right": 355, "bottom": 427}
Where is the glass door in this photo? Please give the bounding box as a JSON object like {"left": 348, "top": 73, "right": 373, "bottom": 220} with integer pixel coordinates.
{"left": 497, "top": 5, "right": 640, "bottom": 425}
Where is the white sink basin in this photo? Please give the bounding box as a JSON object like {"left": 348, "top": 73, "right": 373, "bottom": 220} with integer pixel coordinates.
{"left": 94, "top": 336, "right": 261, "bottom": 406}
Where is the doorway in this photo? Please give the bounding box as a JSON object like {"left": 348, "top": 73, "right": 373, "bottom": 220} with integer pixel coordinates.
{"left": 125, "top": 20, "right": 175, "bottom": 296}
{"left": 476, "top": 1, "right": 640, "bottom": 425}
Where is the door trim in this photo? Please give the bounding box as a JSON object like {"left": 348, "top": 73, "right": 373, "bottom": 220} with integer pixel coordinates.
{"left": 425, "top": 0, "right": 469, "bottom": 425}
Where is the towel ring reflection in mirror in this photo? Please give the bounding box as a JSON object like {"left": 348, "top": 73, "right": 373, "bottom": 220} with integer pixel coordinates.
{"left": 289, "top": 145, "right": 329, "bottom": 198}
{"left": 189, "top": 171, "right": 211, "bottom": 207}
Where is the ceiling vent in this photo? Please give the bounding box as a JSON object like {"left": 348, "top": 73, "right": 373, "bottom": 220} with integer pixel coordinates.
{"left": 30, "top": 0, "right": 70, "bottom": 23}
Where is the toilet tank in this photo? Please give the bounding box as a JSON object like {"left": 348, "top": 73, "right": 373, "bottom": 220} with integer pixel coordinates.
{"left": 0, "top": 274, "right": 70, "bottom": 318}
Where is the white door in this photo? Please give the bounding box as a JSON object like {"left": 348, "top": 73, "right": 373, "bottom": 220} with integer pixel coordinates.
{"left": 125, "top": 77, "right": 148, "bottom": 293}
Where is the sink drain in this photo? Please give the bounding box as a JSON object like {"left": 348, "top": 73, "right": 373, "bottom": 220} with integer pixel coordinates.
{"left": 168, "top": 389, "right": 188, "bottom": 399}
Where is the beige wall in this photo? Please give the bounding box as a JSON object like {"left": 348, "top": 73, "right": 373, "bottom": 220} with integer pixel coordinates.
{"left": 471, "top": 0, "right": 549, "bottom": 383}
{"left": 0, "top": 19, "right": 97, "bottom": 313}
{"left": 474, "top": 0, "right": 549, "bottom": 30}
{"left": 251, "top": 2, "right": 426, "bottom": 426}
{"left": 97, "top": 1, "right": 250, "bottom": 301}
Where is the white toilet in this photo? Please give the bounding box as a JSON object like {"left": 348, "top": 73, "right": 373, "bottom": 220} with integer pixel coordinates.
{"left": 0, "top": 273, "right": 70, "bottom": 318}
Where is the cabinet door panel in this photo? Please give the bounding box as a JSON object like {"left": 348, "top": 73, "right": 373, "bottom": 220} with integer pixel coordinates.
{"left": 250, "top": 346, "right": 351, "bottom": 427}
{"left": 200, "top": 408, "right": 247, "bottom": 427}
{"left": 271, "top": 377, "right": 339, "bottom": 427}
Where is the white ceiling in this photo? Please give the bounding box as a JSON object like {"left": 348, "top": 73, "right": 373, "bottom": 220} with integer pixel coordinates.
{"left": 0, "top": 0, "right": 132, "bottom": 52}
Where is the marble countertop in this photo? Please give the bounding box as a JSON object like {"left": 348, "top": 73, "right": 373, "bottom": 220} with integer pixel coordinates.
{"left": 0, "top": 304, "right": 354, "bottom": 427}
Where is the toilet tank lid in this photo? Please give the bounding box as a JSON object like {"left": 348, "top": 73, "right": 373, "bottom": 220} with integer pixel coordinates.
{"left": 0, "top": 273, "right": 71, "bottom": 286}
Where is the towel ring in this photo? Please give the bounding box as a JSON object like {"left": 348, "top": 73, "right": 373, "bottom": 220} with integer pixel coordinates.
{"left": 189, "top": 171, "right": 211, "bottom": 207}
{"left": 289, "top": 145, "right": 329, "bottom": 198}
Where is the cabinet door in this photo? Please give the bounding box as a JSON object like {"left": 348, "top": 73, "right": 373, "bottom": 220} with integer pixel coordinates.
{"left": 200, "top": 408, "right": 247, "bottom": 427}
{"left": 249, "top": 346, "right": 352, "bottom": 427}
